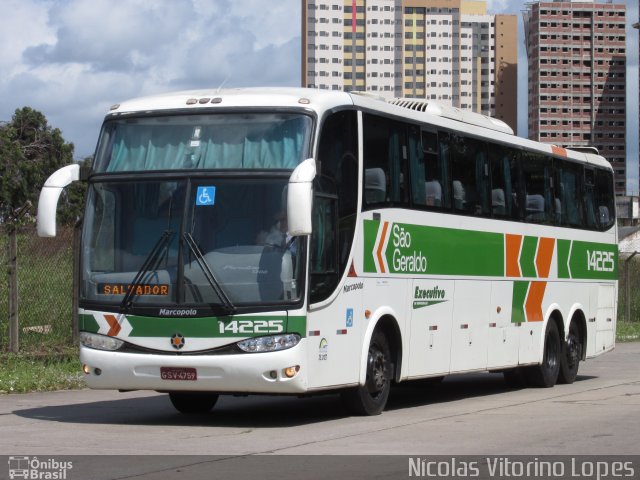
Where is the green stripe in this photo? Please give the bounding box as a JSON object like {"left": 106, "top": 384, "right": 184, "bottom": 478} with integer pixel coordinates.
{"left": 568, "top": 241, "right": 618, "bottom": 280}
{"left": 519, "top": 236, "right": 538, "bottom": 278}
{"left": 363, "top": 219, "right": 380, "bottom": 273}
{"left": 511, "top": 281, "right": 528, "bottom": 323}
{"left": 377, "top": 222, "right": 504, "bottom": 276}
{"left": 80, "top": 314, "right": 307, "bottom": 338}
{"left": 80, "top": 314, "right": 99, "bottom": 333}
{"left": 557, "top": 239, "right": 571, "bottom": 279}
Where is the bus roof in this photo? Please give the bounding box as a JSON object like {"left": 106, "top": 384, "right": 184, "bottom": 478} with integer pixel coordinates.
{"left": 108, "top": 87, "right": 612, "bottom": 171}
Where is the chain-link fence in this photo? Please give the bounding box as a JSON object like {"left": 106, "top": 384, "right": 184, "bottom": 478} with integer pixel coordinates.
{"left": 0, "top": 225, "right": 77, "bottom": 354}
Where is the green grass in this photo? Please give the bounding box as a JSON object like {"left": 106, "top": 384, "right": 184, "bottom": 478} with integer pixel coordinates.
{"left": 616, "top": 321, "right": 640, "bottom": 342}
{"left": 0, "top": 351, "right": 85, "bottom": 394}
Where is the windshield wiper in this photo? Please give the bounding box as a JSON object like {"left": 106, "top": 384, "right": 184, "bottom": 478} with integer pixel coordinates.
{"left": 120, "top": 230, "right": 175, "bottom": 313}
{"left": 183, "top": 232, "right": 236, "bottom": 314}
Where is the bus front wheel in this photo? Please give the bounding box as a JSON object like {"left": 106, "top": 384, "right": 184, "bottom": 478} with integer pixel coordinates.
{"left": 169, "top": 392, "right": 219, "bottom": 414}
{"left": 341, "top": 330, "right": 392, "bottom": 416}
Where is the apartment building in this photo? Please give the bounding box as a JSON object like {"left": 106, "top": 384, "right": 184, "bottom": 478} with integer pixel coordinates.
{"left": 302, "top": 0, "right": 517, "bottom": 131}
{"left": 524, "top": 0, "right": 627, "bottom": 194}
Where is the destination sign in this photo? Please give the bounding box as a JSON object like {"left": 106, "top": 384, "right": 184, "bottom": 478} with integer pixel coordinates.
{"left": 98, "top": 284, "right": 170, "bottom": 296}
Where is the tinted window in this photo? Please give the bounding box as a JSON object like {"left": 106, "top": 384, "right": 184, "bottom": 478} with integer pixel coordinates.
{"left": 489, "top": 144, "right": 520, "bottom": 220}
{"left": 363, "top": 114, "right": 409, "bottom": 208}
{"left": 522, "top": 152, "right": 554, "bottom": 224}
{"left": 450, "top": 135, "right": 489, "bottom": 215}
{"left": 556, "top": 161, "right": 584, "bottom": 227}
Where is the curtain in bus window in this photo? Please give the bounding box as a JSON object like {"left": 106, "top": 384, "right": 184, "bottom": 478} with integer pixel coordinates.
{"left": 501, "top": 154, "right": 513, "bottom": 216}
{"left": 475, "top": 149, "right": 489, "bottom": 215}
{"left": 200, "top": 120, "right": 305, "bottom": 169}
{"left": 408, "top": 129, "right": 426, "bottom": 206}
{"left": 388, "top": 130, "right": 402, "bottom": 202}
{"left": 109, "top": 125, "right": 191, "bottom": 171}
{"left": 106, "top": 118, "right": 306, "bottom": 171}
{"left": 438, "top": 133, "right": 451, "bottom": 208}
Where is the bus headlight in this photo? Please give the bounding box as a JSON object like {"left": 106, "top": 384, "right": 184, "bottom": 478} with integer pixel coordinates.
{"left": 80, "top": 332, "right": 124, "bottom": 351}
{"left": 237, "top": 334, "right": 300, "bottom": 353}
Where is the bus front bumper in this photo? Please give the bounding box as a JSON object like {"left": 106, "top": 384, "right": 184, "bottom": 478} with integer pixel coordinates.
{"left": 79, "top": 341, "right": 308, "bottom": 394}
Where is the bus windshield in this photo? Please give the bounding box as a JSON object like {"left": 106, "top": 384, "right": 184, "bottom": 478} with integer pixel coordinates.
{"left": 81, "top": 178, "right": 304, "bottom": 311}
{"left": 94, "top": 113, "right": 313, "bottom": 172}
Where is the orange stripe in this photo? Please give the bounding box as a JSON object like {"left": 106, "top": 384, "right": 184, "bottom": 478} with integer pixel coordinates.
{"left": 105, "top": 314, "right": 122, "bottom": 337}
{"left": 535, "top": 237, "right": 555, "bottom": 278}
{"left": 551, "top": 145, "right": 567, "bottom": 157}
{"left": 505, "top": 234, "right": 522, "bottom": 277}
{"left": 376, "top": 222, "right": 389, "bottom": 274}
{"left": 525, "top": 282, "right": 546, "bottom": 322}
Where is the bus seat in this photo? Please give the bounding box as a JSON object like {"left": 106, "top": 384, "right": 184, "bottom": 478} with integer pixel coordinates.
{"left": 425, "top": 180, "right": 442, "bottom": 206}
{"left": 491, "top": 188, "right": 505, "bottom": 215}
{"left": 453, "top": 180, "right": 465, "bottom": 210}
{"left": 365, "top": 168, "right": 386, "bottom": 203}
{"left": 598, "top": 206, "right": 610, "bottom": 226}
{"left": 526, "top": 194, "right": 545, "bottom": 221}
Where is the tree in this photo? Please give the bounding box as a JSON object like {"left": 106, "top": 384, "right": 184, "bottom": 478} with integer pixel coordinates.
{"left": 0, "top": 107, "right": 75, "bottom": 224}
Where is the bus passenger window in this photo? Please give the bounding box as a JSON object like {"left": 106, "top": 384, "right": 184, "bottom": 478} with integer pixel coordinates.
{"left": 521, "top": 152, "right": 554, "bottom": 224}
{"left": 555, "top": 161, "right": 584, "bottom": 227}
{"left": 450, "top": 135, "right": 489, "bottom": 216}
{"left": 585, "top": 168, "right": 615, "bottom": 231}
{"left": 411, "top": 129, "right": 449, "bottom": 209}
{"left": 489, "top": 144, "right": 519, "bottom": 220}
{"left": 362, "top": 114, "right": 408, "bottom": 208}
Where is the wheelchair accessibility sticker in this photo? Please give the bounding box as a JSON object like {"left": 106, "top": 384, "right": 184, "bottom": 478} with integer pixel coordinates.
{"left": 196, "top": 186, "right": 216, "bottom": 206}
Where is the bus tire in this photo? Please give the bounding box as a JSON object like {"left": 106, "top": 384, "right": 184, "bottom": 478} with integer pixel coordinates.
{"left": 526, "top": 320, "right": 561, "bottom": 388}
{"left": 341, "top": 330, "right": 392, "bottom": 416}
{"left": 558, "top": 321, "right": 581, "bottom": 384}
{"left": 169, "top": 392, "right": 219, "bottom": 414}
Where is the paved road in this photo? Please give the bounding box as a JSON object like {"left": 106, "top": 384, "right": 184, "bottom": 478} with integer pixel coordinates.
{"left": 0, "top": 343, "right": 638, "bottom": 478}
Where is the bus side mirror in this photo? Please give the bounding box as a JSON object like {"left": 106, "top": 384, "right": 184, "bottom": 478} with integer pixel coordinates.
{"left": 37, "top": 163, "right": 80, "bottom": 238}
{"left": 287, "top": 158, "right": 316, "bottom": 236}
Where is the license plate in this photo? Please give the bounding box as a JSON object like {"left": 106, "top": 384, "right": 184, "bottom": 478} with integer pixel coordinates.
{"left": 160, "top": 367, "right": 197, "bottom": 381}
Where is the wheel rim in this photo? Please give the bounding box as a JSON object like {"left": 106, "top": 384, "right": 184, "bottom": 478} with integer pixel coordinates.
{"left": 566, "top": 327, "right": 580, "bottom": 369}
{"left": 365, "top": 343, "right": 387, "bottom": 398}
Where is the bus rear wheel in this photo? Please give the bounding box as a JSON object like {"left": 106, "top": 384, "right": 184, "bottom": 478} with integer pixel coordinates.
{"left": 341, "top": 330, "right": 392, "bottom": 416}
{"left": 526, "top": 320, "right": 561, "bottom": 388}
{"left": 558, "top": 321, "right": 581, "bottom": 384}
{"left": 169, "top": 392, "right": 219, "bottom": 414}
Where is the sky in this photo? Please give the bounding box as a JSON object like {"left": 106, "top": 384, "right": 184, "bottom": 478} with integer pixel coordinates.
{"left": 0, "top": 0, "right": 638, "bottom": 192}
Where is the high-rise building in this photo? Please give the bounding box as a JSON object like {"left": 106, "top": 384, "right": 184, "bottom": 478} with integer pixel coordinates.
{"left": 302, "top": 0, "right": 518, "bottom": 132}
{"left": 524, "top": 0, "right": 627, "bottom": 195}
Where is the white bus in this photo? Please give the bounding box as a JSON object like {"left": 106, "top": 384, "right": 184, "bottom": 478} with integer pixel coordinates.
{"left": 38, "top": 88, "right": 617, "bottom": 415}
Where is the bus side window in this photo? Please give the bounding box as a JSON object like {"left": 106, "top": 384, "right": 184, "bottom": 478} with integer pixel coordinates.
{"left": 584, "top": 168, "right": 597, "bottom": 229}
{"left": 489, "top": 144, "right": 519, "bottom": 220}
{"left": 521, "top": 152, "right": 554, "bottom": 224}
{"left": 594, "top": 168, "right": 615, "bottom": 230}
{"left": 555, "top": 161, "right": 584, "bottom": 227}
{"left": 363, "top": 114, "right": 408, "bottom": 208}
{"left": 412, "top": 129, "right": 450, "bottom": 210}
{"left": 450, "top": 134, "right": 489, "bottom": 216}
{"left": 584, "top": 167, "right": 614, "bottom": 230}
